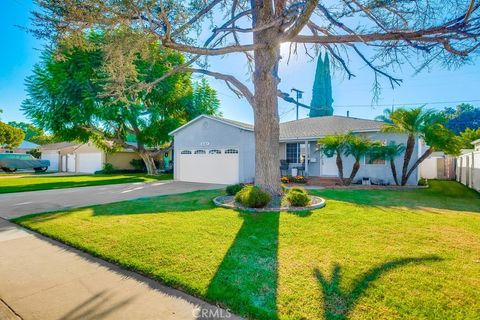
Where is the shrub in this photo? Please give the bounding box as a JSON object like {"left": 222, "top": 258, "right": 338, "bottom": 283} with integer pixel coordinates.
{"left": 102, "top": 163, "right": 115, "bottom": 173}
{"left": 418, "top": 177, "right": 428, "bottom": 186}
{"left": 235, "top": 185, "right": 271, "bottom": 208}
{"left": 226, "top": 183, "right": 245, "bottom": 196}
{"left": 292, "top": 176, "right": 307, "bottom": 183}
{"left": 286, "top": 187, "right": 311, "bottom": 207}
{"left": 130, "top": 158, "right": 160, "bottom": 172}
{"left": 281, "top": 176, "right": 289, "bottom": 184}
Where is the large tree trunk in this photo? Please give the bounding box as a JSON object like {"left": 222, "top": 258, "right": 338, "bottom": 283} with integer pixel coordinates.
{"left": 336, "top": 151, "right": 345, "bottom": 185}
{"left": 345, "top": 160, "right": 360, "bottom": 185}
{"left": 251, "top": 3, "right": 282, "bottom": 195}
{"left": 390, "top": 159, "right": 399, "bottom": 186}
{"left": 138, "top": 149, "right": 158, "bottom": 175}
{"left": 401, "top": 134, "right": 416, "bottom": 185}
{"left": 403, "top": 148, "right": 434, "bottom": 185}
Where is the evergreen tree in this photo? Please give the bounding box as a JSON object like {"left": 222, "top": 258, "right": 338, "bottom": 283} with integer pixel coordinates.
{"left": 309, "top": 53, "right": 333, "bottom": 117}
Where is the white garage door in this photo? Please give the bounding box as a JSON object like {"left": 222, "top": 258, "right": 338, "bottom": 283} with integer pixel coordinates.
{"left": 77, "top": 153, "right": 103, "bottom": 173}
{"left": 41, "top": 152, "right": 59, "bottom": 171}
{"left": 178, "top": 148, "right": 239, "bottom": 184}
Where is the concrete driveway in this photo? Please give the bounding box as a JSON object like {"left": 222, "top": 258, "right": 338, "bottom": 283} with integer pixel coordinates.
{"left": 0, "top": 180, "right": 224, "bottom": 219}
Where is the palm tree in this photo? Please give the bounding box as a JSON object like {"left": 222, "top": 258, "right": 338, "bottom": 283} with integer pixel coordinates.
{"left": 382, "top": 107, "right": 461, "bottom": 185}
{"left": 374, "top": 108, "right": 393, "bottom": 123}
{"left": 344, "top": 136, "right": 377, "bottom": 185}
{"left": 318, "top": 133, "right": 349, "bottom": 184}
{"left": 372, "top": 142, "right": 405, "bottom": 186}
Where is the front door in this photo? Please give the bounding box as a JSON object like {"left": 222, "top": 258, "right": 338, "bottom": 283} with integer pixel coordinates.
{"left": 320, "top": 153, "right": 338, "bottom": 177}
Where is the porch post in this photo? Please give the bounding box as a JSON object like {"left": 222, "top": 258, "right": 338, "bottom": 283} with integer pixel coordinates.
{"left": 305, "top": 140, "right": 309, "bottom": 176}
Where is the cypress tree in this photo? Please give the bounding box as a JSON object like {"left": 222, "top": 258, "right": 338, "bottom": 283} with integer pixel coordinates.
{"left": 309, "top": 53, "right": 333, "bottom": 117}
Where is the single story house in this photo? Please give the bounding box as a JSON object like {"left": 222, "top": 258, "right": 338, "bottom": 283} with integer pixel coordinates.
{"left": 40, "top": 141, "right": 151, "bottom": 173}
{"left": 169, "top": 115, "right": 421, "bottom": 185}
{"left": 0, "top": 140, "right": 39, "bottom": 154}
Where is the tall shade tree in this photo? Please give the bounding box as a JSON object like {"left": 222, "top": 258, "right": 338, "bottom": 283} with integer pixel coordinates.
{"left": 382, "top": 108, "right": 461, "bottom": 185}
{"left": 7, "top": 121, "right": 57, "bottom": 145}
{"left": 318, "top": 133, "right": 349, "bottom": 184}
{"left": 0, "top": 122, "right": 25, "bottom": 149}
{"left": 372, "top": 142, "right": 406, "bottom": 186}
{"left": 32, "top": 0, "right": 480, "bottom": 194}
{"left": 22, "top": 33, "right": 217, "bottom": 174}
{"left": 187, "top": 78, "right": 222, "bottom": 119}
{"left": 459, "top": 128, "right": 480, "bottom": 148}
{"left": 344, "top": 136, "right": 377, "bottom": 185}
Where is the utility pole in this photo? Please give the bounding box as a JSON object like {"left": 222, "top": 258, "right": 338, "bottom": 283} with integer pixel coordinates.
{"left": 291, "top": 88, "right": 304, "bottom": 120}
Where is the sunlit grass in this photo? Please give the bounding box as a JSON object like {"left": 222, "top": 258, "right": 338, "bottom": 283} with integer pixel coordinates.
{"left": 14, "top": 181, "right": 480, "bottom": 319}
{"left": 0, "top": 173, "right": 172, "bottom": 193}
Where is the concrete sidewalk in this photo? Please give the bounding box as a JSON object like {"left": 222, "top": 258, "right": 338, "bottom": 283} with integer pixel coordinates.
{"left": 0, "top": 219, "right": 239, "bottom": 320}
{"left": 0, "top": 180, "right": 223, "bottom": 219}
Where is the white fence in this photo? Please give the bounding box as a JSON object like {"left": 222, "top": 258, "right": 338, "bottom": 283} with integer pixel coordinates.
{"left": 456, "top": 151, "right": 480, "bottom": 192}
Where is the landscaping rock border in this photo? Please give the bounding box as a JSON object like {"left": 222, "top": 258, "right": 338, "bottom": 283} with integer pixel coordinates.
{"left": 213, "top": 195, "right": 326, "bottom": 212}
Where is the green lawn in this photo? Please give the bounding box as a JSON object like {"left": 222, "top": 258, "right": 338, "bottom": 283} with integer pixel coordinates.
{"left": 13, "top": 181, "right": 480, "bottom": 319}
{"left": 0, "top": 173, "right": 172, "bottom": 193}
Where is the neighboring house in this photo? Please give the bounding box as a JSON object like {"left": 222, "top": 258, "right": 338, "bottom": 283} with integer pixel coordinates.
{"left": 456, "top": 139, "right": 480, "bottom": 191}
{"left": 419, "top": 151, "right": 456, "bottom": 180}
{"left": 40, "top": 141, "right": 146, "bottom": 173}
{"left": 170, "top": 115, "right": 422, "bottom": 185}
{"left": 0, "top": 140, "right": 39, "bottom": 154}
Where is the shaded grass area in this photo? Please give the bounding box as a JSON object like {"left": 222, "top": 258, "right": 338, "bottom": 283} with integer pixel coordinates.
{"left": 0, "top": 173, "right": 172, "bottom": 193}
{"left": 14, "top": 181, "right": 480, "bottom": 319}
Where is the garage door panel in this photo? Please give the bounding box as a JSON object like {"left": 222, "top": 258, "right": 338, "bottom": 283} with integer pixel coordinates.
{"left": 178, "top": 149, "right": 239, "bottom": 184}
{"left": 77, "top": 153, "right": 103, "bottom": 173}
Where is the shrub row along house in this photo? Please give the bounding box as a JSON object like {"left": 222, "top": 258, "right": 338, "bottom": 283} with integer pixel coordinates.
{"left": 170, "top": 115, "right": 421, "bottom": 185}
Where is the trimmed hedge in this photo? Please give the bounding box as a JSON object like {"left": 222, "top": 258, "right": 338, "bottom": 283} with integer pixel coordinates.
{"left": 235, "top": 185, "right": 271, "bottom": 208}
{"left": 286, "top": 187, "right": 311, "bottom": 207}
{"left": 226, "top": 183, "right": 245, "bottom": 196}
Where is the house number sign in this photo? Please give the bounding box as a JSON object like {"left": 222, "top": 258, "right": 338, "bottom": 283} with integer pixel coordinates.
{"left": 200, "top": 142, "right": 210, "bottom": 147}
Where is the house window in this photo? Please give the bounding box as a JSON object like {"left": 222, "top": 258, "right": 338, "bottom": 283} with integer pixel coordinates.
{"left": 180, "top": 150, "right": 192, "bottom": 155}
{"left": 225, "top": 149, "right": 239, "bottom": 154}
{"left": 286, "top": 143, "right": 299, "bottom": 163}
{"left": 286, "top": 143, "right": 307, "bottom": 163}
{"left": 194, "top": 149, "right": 206, "bottom": 154}
{"left": 209, "top": 149, "right": 221, "bottom": 154}
{"left": 365, "top": 151, "right": 386, "bottom": 165}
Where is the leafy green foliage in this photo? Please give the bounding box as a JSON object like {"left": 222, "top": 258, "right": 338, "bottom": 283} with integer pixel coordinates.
{"left": 286, "top": 187, "right": 311, "bottom": 207}
{"left": 286, "top": 190, "right": 311, "bottom": 207}
{"left": 382, "top": 107, "right": 461, "bottom": 185}
{"left": 418, "top": 177, "right": 428, "bottom": 186}
{"left": 7, "top": 121, "right": 58, "bottom": 145}
{"left": 235, "top": 185, "right": 271, "bottom": 208}
{"left": 102, "top": 163, "right": 115, "bottom": 173}
{"left": 27, "top": 148, "right": 42, "bottom": 159}
{"left": 0, "top": 121, "right": 25, "bottom": 149}
{"left": 442, "top": 103, "right": 480, "bottom": 134}
{"left": 318, "top": 133, "right": 349, "bottom": 158}
{"left": 188, "top": 78, "right": 221, "bottom": 119}
{"left": 22, "top": 32, "right": 220, "bottom": 174}
{"left": 459, "top": 128, "right": 480, "bottom": 148}
{"left": 225, "top": 183, "right": 245, "bottom": 196}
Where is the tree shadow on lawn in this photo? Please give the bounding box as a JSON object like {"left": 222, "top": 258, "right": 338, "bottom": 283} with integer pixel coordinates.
{"left": 310, "top": 182, "right": 480, "bottom": 213}
{"left": 205, "top": 211, "right": 280, "bottom": 320}
{"left": 315, "top": 256, "right": 443, "bottom": 320}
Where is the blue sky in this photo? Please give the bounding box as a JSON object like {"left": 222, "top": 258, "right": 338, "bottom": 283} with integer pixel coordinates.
{"left": 1, "top": 0, "right": 480, "bottom": 125}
